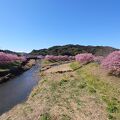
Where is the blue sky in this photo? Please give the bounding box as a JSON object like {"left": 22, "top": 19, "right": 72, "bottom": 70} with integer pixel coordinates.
{"left": 0, "top": 0, "right": 120, "bottom": 52}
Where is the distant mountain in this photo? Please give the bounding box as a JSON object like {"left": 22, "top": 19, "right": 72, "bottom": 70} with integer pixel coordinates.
{"left": 0, "top": 50, "right": 17, "bottom": 54}
{"left": 31, "top": 44, "right": 119, "bottom": 56}
{"left": 0, "top": 49, "right": 28, "bottom": 56}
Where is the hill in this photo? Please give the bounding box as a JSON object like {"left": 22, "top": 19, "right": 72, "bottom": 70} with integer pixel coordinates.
{"left": 31, "top": 44, "right": 118, "bottom": 56}
{"left": 0, "top": 49, "right": 27, "bottom": 56}
{"left": 0, "top": 50, "right": 18, "bottom": 54}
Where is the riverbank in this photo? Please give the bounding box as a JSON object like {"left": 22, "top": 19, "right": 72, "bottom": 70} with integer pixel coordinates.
{"left": 0, "top": 61, "right": 40, "bottom": 115}
{"left": 0, "top": 60, "right": 120, "bottom": 120}
{"left": 0, "top": 59, "right": 36, "bottom": 84}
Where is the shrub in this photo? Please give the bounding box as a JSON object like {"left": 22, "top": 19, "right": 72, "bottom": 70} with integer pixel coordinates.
{"left": 101, "top": 51, "right": 120, "bottom": 76}
{"left": 75, "top": 53, "right": 94, "bottom": 64}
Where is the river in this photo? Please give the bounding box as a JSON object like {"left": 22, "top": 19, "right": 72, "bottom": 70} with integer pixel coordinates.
{"left": 0, "top": 61, "right": 40, "bottom": 115}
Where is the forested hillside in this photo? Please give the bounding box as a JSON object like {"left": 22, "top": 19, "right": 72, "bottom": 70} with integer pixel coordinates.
{"left": 31, "top": 44, "right": 118, "bottom": 56}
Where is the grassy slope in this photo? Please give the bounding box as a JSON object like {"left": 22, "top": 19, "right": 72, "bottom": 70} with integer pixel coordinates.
{"left": 0, "top": 61, "right": 120, "bottom": 120}
{"left": 0, "top": 62, "right": 21, "bottom": 71}
{"left": 70, "top": 62, "right": 120, "bottom": 120}
{"left": 0, "top": 60, "right": 36, "bottom": 72}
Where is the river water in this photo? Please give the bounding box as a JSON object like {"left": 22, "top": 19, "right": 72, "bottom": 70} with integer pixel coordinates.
{"left": 0, "top": 61, "right": 40, "bottom": 115}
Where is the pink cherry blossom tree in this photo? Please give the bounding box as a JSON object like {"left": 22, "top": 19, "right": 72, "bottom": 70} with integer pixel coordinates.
{"left": 44, "top": 55, "right": 69, "bottom": 61}
{"left": 75, "top": 53, "right": 94, "bottom": 64}
{"left": 0, "top": 52, "right": 26, "bottom": 64}
{"left": 101, "top": 51, "right": 120, "bottom": 76}
{"left": 94, "top": 56, "right": 104, "bottom": 64}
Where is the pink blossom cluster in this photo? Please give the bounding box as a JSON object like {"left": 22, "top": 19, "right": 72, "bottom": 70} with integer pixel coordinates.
{"left": 75, "top": 53, "right": 94, "bottom": 64}
{"left": 0, "top": 52, "right": 26, "bottom": 64}
{"left": 94, "top": 56, "right": 104, "bottom": 64}
{"left": 37, "top": 55, "right": 44, "bottom": 59}
{"left": 101, "top": 51, "right": 120, "bottom": 76}
{"left": 45, "top": 55, "right": 69, "bottom": 61}
{"left": 19, "top": 56, "right": 27, "bottom": 62}
{"left": 69, "top": 56, "right": 75, "bottom": 60}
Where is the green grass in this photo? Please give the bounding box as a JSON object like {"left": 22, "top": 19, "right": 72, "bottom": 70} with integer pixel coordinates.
{"left": 0, "top": 61, "right": 21, "bottom": 70}
{"left": 30, "top": 72, "right": 86, "bottom": 120}
{"left": 69, "top": 61, "right": 81, "bottom": 71}
{"left": 40, "top": 113, "right": 51, "bottom": 120}
{"left": 0, "top": 69, "right": 9, "bottom": 72}
{"left": 42, "top": 60, "right": 54, "bottom": 66}
{"left": 70, "top": 62, "right": 120, "bottom": 120}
